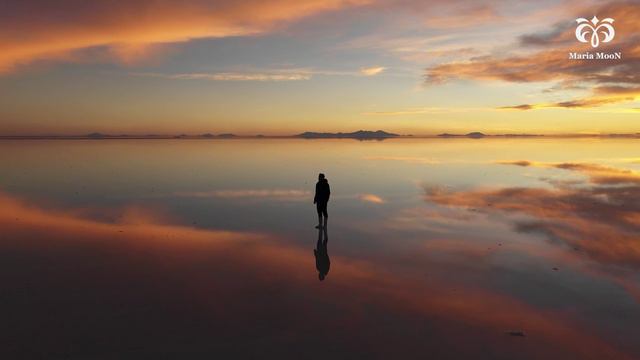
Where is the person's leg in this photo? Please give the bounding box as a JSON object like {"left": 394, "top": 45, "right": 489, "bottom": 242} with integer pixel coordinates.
{"left": 316, "top": 203, "right": 323, "bottom": 228}
{"left": 322, "top": 206, "right": 328, "bottom": 227}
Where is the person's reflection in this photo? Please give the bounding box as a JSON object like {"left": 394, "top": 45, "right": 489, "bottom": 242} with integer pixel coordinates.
{"left": 314, "top": 226, "right": 330, "bottom": 281}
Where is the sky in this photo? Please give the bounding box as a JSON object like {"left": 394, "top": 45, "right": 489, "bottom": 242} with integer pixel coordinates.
{"left": 0, "top": 0, "right": 638, "bottom": 135}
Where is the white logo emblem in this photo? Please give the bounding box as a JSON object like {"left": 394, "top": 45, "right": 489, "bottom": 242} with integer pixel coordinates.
{"left": 575, "top": 16, "right": 615, "bottom": 48}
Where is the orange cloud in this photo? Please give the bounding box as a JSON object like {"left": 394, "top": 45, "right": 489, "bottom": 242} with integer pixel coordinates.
{"left": 0, "top": 0, "right": 369, "bottom": 73}
{"left": 359, "top": 66, "right": 386, "bottom": 76}
{"left": 424, "top": 1, "right": 640, "bottom": 109}
{"left": 498, "top": 95, "right": 637, "bottom": 110}
{"left": 358, "top": 193, "right": 385, "bottom": 203}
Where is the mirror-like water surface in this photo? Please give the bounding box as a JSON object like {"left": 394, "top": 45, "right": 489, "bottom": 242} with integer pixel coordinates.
{"left": 1, "top": 138, "right": 639, "bottom": 359}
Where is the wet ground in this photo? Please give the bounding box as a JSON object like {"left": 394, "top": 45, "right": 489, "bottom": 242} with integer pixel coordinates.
{"left": 1, "top": 138, "right": 639, "bottom": 359}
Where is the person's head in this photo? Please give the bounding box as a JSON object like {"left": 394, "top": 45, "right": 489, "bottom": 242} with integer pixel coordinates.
{"left": 318, "top": 173, "right": 325, "bottom": 181}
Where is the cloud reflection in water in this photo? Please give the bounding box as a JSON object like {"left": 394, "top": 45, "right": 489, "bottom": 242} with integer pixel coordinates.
{"left": 0, "top": 191, "right": 634, "bottom": 359}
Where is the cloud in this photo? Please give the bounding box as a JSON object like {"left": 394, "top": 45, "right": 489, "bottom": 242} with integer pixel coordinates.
{"left": 0, "top": 0, "right": 370, "bottom": 73}
{"left": 364, "top": 155, "right": 439, "bottom": 164}
{"left": 339, "top": 33, "right": 465, "bottom": 60}
{"left": 517, "top": 22, "right": 574, "bottom": 47}
{"left": 360, "top": 66, "right": 386, "bottom": 76}
{"left": 363, "top": 106, "right": 490, "bottom": 115}
{"left": 498, "top": 104, "right": 536, "bottom": 111}
{"left": 134, "top": 70, "right": 313, "bottom": 81}
{"left": 174, "top": 189, "right": 311, "bottom": 200}
{"left": 2, "top": 0, "right": 548, "bottom": 74}
{"left": 496, "top": 160, "right": 533, "bottom": 167}
{"left": 424, "top": 1, "right": 640, "bottom": 109}
{"left": 1, "top": 0, "right": 604, "bottom": 77}
{"left": 358, "top": 193, "right": 385, "bottom": 203}
{"left": 133, "top": 66, "right": 398, "bottom": 81}
{"left": 420, "top": 3, "right": 501, "bottom": 29}
{"left": 497, "top": 96, "right": 636, "bottom": 111}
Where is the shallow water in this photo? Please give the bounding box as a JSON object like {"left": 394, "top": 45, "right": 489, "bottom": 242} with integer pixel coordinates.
{"left": 1, "top": 138, "right": 639, "bottom": 359}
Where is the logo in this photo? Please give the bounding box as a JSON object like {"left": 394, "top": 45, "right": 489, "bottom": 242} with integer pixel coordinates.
{"left": 575, "top": 16, "right": 615, "bottom": 48}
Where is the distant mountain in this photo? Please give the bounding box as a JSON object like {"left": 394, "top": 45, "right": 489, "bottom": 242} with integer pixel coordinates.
{"left": 217, "top": 133, "right": 236, "bottom": 138}
{"left": 437, "top": 133, "right": 457, "bottom": 138}
{"left": 297, "top": 130, "right": 399, "bottom": 139}
{"left": 607, "top": 133, "right": 640, "bottom": 138}
{"left": 86, "top": 132, "right": 106, "bottom": 139}
{"left": 437, "top": 132, "right": 486, "bottom": 138}
{"left": 201, "top": 133, "right": 215, "bottom": 138}
{"left": 466, "top": 132, "right": 486, "bottom": 138}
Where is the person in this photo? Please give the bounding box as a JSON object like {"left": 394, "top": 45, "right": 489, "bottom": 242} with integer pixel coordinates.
{"left": 313, "top": 173, "right": 330, "bottom": 229}
{"left": 314, "top": 226, "right": 330, "bottom": 281}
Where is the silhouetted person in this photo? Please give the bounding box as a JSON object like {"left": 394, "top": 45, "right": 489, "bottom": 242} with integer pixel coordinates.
{"left": 313, "top": 173, "right": 330, "bottom": 229}
{"left": 314, "top": 226, "right": 330, "bottom": 281}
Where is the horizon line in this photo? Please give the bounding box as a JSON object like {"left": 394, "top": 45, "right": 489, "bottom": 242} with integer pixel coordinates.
{"left": 1, "top": 130, "right": 639, "bottom": 139}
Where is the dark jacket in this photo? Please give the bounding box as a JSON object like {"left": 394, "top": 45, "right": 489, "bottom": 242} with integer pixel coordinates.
{"left": 314, "top": 179, "right": 330, "bottom": 204}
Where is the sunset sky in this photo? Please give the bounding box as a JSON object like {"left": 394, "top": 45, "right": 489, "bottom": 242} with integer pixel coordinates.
{"left": 0, "top": 0, "right": 638, "bottom": 135}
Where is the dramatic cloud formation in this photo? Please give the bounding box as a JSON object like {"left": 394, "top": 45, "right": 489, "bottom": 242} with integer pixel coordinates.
{"left": 0, "top": 0, "right": 369, "bottom": 72}
{"left": 2, "top": 0, "right": 638, "bottom": 135}
{"left": 0, "top": 0, "right": 575, "bottom": 74}
{"left": 424, "top": 1, "right": 640, "bottom": 109}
